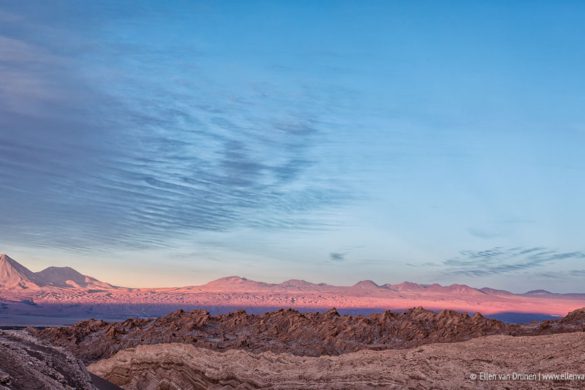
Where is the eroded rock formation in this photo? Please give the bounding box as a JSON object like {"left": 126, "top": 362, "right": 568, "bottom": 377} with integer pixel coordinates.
{"left": 88, "top": 332, "right": 585, "bottom": 390}
{"left": 33, "top": 307, "right": 516, "bottom": 363}
{"left": 0, "top": 330, "right": 97, "bottom": 390}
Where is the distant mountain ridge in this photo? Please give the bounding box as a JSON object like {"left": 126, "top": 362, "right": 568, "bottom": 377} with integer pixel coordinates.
{"left": 197, "top": 275, "right": 521, "bottom": 296}
{"left": 1, "top": 253, "right": 581, "bottom": 295}
{"left": 0, "top": 253, "right": 115, "bottom": 290}
{"left": 2, "top": 253, "right": 585, "bottom": 318}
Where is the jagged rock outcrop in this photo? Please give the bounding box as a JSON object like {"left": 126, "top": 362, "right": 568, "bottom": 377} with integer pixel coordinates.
{"left": 0, "top": 330, "right": 98, "bottom": 389}
{"left": 533, "top": 307, "right": 585, "bottom": 334}
{"left": 559, "top": 307, "right": 585, "bottom": 325}
{"left": 33, "top": 307, "right": 514, "bottom": 363}
{"left": 88, "top": 332, "right": 585, "bottom": 390}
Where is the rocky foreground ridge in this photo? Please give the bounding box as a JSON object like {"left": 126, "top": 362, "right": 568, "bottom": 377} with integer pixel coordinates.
{"left": 32, "top": 307, "right": 585, "bottom": 364}
{"left": 88, "top": 332, "right": 585, "bottom": 390}
{"left": 0, "top": 330, "right": 120, "bottom": 390}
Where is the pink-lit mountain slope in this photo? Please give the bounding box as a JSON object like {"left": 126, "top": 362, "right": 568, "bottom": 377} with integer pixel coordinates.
{"left": 0, "top": 253, "right": 41, "bottom": 290}
{"left": 1, "top": 254, "right": 585, "bottom": 316}
{"left": 0, "top": 253, "right": 116, "bottom": 290}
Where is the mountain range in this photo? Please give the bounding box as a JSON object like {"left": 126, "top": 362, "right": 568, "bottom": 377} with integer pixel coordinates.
{"left": 1, "top": 253, "right": 585, "bottom": 322}
{"left": 0, "top": 253, "right": 115, "bottom": 290}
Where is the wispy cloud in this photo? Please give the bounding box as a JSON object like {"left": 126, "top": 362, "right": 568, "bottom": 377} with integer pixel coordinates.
{"left": 444, "top": 247, "right": 585, "bottom": 276}
{"left": 467, "top": 227, "right": 503, "bottom": 239}
{"left": 327, "top": 245, "right": 366, "bottom": 263}
{"left": 0, "top": 6, "right": 353, "bottom": 252}
{"left": 329, "top": 252, "right": 346, "bottom": 262}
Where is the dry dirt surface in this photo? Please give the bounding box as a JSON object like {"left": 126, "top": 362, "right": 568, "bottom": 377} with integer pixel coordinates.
{"left": 0, "top": 330, "right": 97, "bottom": 390}
{"left": 88, "top": 332, "right": 585, "bottom": 390}
{"left": 32, "top": 307, "right": 585, "bottom": 364}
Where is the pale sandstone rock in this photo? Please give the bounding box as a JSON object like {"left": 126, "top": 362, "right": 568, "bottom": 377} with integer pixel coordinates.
{"left": 88, "top": 332, "right": 585, "bottom": 390}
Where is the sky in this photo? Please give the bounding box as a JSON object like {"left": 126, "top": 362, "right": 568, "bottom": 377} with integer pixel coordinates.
{"left": 1, "top": 1, "right": 584, "bottom": 292}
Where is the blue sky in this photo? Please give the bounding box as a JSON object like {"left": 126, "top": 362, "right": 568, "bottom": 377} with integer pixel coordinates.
{"left": 1, "top": 1, "right": 584, "bottom": 291}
